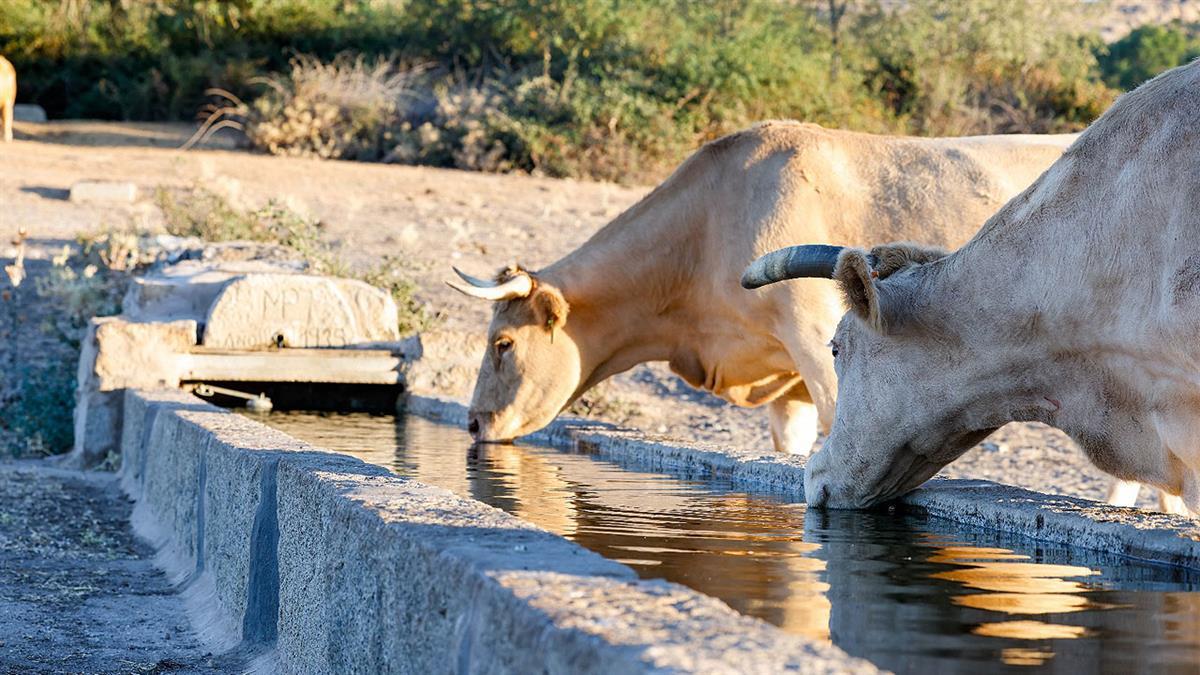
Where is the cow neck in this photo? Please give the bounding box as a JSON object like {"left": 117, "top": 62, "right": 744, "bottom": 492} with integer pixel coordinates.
{"left": 541, "top": 204, "right": 702, "bottom": 392}
{"left": 920, "top": 155, "right": 1157, "bottom": 437}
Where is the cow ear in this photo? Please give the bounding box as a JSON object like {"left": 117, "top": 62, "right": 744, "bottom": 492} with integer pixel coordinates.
{"left": 868, "top": 242, "right": 949, "bottom": 279}
{"left": 531, "top": 284, "right": 570, "bottom": 333}
{"left": 835, "top": 249, "right": 884, "bottom": 331}
{"left": 836, "top": 248, "right": 923, "bottom": 334}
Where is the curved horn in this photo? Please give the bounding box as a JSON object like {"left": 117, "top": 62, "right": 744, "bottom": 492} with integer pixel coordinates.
{"left": 741, "top": 245, "right": 845, "bottom": 289}
{"left": 447, "top": 268, "right": 534, "bottom": 301}
{"left": 452, "top": 266, "right": 496, "bottom": 288}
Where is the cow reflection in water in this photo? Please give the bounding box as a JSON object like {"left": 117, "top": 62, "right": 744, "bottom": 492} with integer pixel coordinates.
{"left": 807, "top": 510, "right": 1200, "bottom": 671}
{"left": 459, "top": 438, "right": 833, "bottom": 638}
{"left": 462, "top": 443, "right": 579, "bottom": 538}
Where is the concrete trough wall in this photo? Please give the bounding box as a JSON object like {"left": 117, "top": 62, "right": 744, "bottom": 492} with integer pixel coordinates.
{"left": 405, "top": 396, "right": 1200, "bottom": 572}
{"left": 119, "top": 389, "right": 874, "bottom": 674}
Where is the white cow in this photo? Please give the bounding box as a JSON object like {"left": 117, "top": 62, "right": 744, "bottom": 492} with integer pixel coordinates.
{"left": 745, "top": 61, "right": 1200, "bottom": 514}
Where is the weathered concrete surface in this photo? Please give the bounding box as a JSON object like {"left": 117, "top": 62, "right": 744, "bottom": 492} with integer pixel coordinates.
{"left": 121, "top": 388, "right": 876, "bottom": 674}
{"left": 0, "top": 460, "right": 242, "bottom": 673}
{"left": 203, "top": 274, "right": 400, "bottom": 349}
{"left": 69, "top": 180, "right": 139, "bottom": 204}
{"left": 67, "top": 317, "right": 199, "bottom": 469}
{"left": 73, "top": 256, "right": 404, "bottom": 468}
{"left": 404, "top": 394, "right": 1200, "bottom": 571}
{"left": 123, "top": 256, "right": 306, "bottom": 324}
{"left": 402, "top": 329, "right": 487, "bottom": 401}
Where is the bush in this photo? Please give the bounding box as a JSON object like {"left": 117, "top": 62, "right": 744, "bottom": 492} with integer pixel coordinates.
{"left": 859, "top": 0, "right": 1115, "bottom": 135}
{"left": 244, "top": 55, "right": 427, "bottom": 161}
{"left": 1099, "top": 22, "right": 1200, "bottom": 90}
{"left": 2, "top": 231, "right": 133, "bottom": 457}
{"left": 3, "top": 0, "right": 1127, "bottom": 180}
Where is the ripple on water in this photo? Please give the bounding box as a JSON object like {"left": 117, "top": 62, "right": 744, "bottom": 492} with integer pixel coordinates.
{"left": 252, "top": 410, "right": 1200, "bottom": 674}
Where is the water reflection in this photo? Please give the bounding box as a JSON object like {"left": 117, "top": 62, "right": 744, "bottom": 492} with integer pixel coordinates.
{"left": 257, "top": 411, "right": 1200, "bottom": 673}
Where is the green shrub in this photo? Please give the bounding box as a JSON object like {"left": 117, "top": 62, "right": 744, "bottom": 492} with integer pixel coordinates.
{"left": 244, "top": 55, "right": 426, "bottom": 161}
{"left": 1099, "top": 22, "right": 1200, "bottom": 90}
{"left": 859, "top": 0, "right": 1114, "bottom": 135}
{"left": 2, "top": 231, "right": 133, "bottom": 457}
{"left": 3, "top": 0, "right": 1126, "bottom": 179}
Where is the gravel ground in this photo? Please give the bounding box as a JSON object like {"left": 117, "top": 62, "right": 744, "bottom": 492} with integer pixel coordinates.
{"left": 0, "top": 461, "right": 242, "bottom": 673}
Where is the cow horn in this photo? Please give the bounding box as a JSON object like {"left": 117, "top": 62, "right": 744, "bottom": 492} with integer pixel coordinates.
{"left": 447, "top": 267, "right": 534, "bottom": 301}
{"left": 741, "top": 245, "right": 845, "bottom": 289}
{"left": 452, "top": 267, "right": 495, "bottom": 288}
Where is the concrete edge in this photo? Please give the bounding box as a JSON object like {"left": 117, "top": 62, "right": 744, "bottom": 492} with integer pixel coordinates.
{"left": 119, "top": 388, "right": 876, "bottom": 674}
{"left": 404, "top": 394, "right": 1200, "bottom": 571}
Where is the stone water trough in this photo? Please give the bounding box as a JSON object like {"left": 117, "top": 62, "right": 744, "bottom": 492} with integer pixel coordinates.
{"left": 80, "top": 256, "right": 1200, "bottom": 672}
{"left": 69, "top": 254, "right": 411, "bottom": 468}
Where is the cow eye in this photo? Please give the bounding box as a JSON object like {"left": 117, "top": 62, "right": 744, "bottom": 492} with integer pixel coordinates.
{"left": 495, "top": 337, "right": 514, "bottom": 355}
{"left": 829, "top": 341, "right": 840, "bottom": 358}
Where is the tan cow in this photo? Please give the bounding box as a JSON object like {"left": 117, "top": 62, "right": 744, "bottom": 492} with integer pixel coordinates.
{"left": 0, "top": 56, "right": 14, "bottom": 143}
{"left": 748, "top": 61, "right": 1200, "bottom": 513}
{"left": 451, "top": 122, "right": 1073, "bottom": 459}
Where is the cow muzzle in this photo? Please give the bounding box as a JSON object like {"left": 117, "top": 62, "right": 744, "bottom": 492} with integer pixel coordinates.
{"left": 466, "top": 410, "right": 513, "bottom": 443}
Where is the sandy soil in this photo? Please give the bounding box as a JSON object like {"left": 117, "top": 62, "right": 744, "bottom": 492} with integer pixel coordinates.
{"left": 0, "top": 120, "right": 1158, "bottom": 508}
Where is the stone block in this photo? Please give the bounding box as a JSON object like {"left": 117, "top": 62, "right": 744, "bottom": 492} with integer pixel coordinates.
{"left": 13, "top": 104, "right": 46, "bottom": 123}
{"left": 66, "top": 318, "right": 197, "bottom": 468}
{"left": 202, "top": 274, "right": 399, "bottom": 349}
{"left": 70, "top": 181, "right": 139, "bottom": 204}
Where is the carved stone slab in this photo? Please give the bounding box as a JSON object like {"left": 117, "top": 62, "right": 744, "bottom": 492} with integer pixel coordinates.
{"left": 202, "top": 274, "right": 400, "bottom": 349}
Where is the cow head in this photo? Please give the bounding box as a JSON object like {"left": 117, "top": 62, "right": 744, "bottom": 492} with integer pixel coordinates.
{"left": 448, "top": 265, "right": 578, "bottom": 442}
{"left": 744, "top": 243, "right": 1018, "bottom": 508}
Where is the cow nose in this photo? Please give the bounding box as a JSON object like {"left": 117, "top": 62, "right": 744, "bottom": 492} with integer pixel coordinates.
{"left": 807, "top": 482, "right": 830, "bottom": 509}
{"left": 804, "top": 452, "right": 832, "bottom": 508}
{"left": 468, "top": 417, "right": 481, "bottom": 439}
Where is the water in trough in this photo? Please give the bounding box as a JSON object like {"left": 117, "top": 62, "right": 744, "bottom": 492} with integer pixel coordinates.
{"left": 254, "top": 410, "right": 1200, "bottom": 673}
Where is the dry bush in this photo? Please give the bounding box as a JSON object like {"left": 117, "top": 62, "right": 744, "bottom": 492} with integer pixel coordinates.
{"left": 244, "top": 55, "right": 428, "bottom": 161}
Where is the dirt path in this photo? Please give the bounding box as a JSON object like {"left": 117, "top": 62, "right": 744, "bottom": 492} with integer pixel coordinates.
{"left": 0, "top": 461, "right": 242, "bottom": 673}
{"left": 0, "top": 120, "right": 1153, "bottom": 508}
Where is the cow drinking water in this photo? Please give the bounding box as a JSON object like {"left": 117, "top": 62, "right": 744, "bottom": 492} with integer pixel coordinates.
{"left": 746, "top": 61, "right": 1200, "bottom": 514}
{"left": 451, "top": 122, "right": 1073, "bottom": 458}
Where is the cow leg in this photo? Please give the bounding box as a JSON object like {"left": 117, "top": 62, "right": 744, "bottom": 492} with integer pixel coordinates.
{"left": 1158, "top": 491, "right": 1192, "bottom": 516}
{"left": 768, "top": 397, "right": 819, "bottom": 456}
{"left": 1106, "top": 480, "right": 1142, "bottom": 507}
{"left": 1, "top": 99, "right": 10, "bottom": 143}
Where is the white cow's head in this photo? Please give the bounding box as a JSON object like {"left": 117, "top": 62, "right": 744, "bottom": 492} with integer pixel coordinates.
{"left": 743, "top": 243, "right": 1026, "bottom": 508}
{"left": 448, "top": 266, "right": 580, "bottom": 442}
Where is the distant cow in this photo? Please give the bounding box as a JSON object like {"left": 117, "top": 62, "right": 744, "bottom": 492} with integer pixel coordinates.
{"left": 450, "top": 122, "right": 1073, "bottom": 460}
{"left": 746, "top": 61, "right": 1200, "bottom": 514}
{"left": 0, "top": 56, "right": 13, "bottom": 142}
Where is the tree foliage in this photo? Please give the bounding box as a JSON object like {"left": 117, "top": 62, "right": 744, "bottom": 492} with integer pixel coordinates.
{"left": 1099, "top": 22, "right": 1200, "bottom": 90}
{"left": 1, "top": 0, "right": 1189, "bottom": 180}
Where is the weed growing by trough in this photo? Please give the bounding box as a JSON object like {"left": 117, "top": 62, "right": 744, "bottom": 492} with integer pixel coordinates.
{"left": 2, "top": 232, "right": 131, "bottom": 457}
{"left": 155, "top": 185, "right": 435, "bottom": 335}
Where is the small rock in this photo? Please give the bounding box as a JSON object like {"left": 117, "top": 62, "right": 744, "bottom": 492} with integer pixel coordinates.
{"left": 12, "top": 104, "right": 46, "bottom": 123}
{"left": 69, "top": 181, "right": 138, "bottom": 204}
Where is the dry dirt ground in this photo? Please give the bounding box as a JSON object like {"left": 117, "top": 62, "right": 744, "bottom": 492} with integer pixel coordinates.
{"left": 0, "top": 120, "right": 1157, "bottom": 511}
{"left": 0, "top": 461, "right": 243, "bottom": 673}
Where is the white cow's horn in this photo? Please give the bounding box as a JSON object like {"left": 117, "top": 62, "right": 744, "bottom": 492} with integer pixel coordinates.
{"left": 741, "top": 245, "right": 845, "bottom": 289}
{"left": 452, "top": 267, "right": 496, "bottom": 288}
{"left": 447, "top": 267, "right": 534, "bottom": 301}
